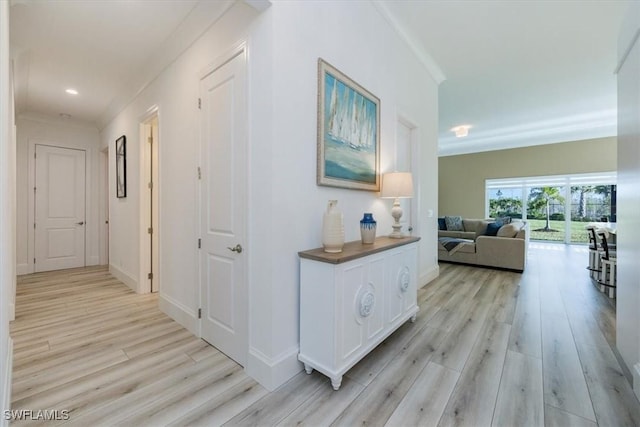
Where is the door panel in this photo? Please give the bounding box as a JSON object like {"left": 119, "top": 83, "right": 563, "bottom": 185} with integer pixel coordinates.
{"left": 35, "top": 145, "right": 86, "bottom": 272}
{"left": 206, "top": 254, "right": 235, "bottom": 330}
{"left": 200, "top": 49, "right": 247, "bottom": 366}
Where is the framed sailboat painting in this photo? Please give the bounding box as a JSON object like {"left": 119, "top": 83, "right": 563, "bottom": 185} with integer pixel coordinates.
{"left": 317, "top": 59, "right": 380, "bottom": 191}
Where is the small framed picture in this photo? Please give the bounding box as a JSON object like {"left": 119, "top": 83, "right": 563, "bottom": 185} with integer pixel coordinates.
{"left": 116, "top": 135, "right": 126, "bottom": 198}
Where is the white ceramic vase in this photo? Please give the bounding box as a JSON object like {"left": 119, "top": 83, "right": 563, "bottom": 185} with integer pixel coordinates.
{"left": 322, "top": 200, "right": 345, "bottom": 253}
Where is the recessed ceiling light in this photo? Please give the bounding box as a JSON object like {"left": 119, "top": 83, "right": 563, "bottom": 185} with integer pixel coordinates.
{"left": 451, "top": 125, "right": 471, "bottom": 138}
{"left": 65, "top": 88, "right": 78, "bottom": 95}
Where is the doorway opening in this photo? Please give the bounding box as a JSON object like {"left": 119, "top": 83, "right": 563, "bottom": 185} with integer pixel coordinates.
{"left": 396, "top": 115, "right": 419, "bottom": 236}
{"left": 140, "top": 110, "right": 159, "bottom": 293}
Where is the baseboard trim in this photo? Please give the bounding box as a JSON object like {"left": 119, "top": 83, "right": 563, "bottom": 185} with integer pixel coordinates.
{"left": 16, "top": 263, "right": 29, "bottom": 276}
{"left": 2, "top": 337, "right": 13, "bottom": 427}
{"left": 634, "top": 363, "right": 640, "bottom": 401}
{"left": 420, "top": 264, "right": 440, "bottom": 288}
{"left": 246, "top": 345, "right": 302, "bottom": 391}
{"left": 109, "top": 264, "right": 137, "bottom": 292}
{"left": 158, "top": 294, "right": 198, "bottom": 336}
{"left": 87, "top": 256, "right": 99, "bottom": 266}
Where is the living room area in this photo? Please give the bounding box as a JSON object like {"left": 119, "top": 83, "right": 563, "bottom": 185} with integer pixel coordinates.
{"left": 437, "top": 137, "right": 616, "bottom": 274}
{"left": 434, "top": 137, "right": 640, "bottom": 424}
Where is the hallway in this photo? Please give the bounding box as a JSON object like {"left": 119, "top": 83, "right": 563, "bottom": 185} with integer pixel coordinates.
{"left": 9, "top": 244, "right": 640, "bottom": 425}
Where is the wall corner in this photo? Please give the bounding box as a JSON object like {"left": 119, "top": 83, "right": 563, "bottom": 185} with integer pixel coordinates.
{"left": 246, "top": 346, "right": 302, "bottom": 391}
{"left": 420, "top": 264, "right": 439, "bottom": 288}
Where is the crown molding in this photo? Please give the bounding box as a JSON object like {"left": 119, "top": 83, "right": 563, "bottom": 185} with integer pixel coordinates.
{"left": 18, "top": 111, "right": 100, "bottom": 131}
{"left": 438, "top": 109, "right": 616, "bottom": 156}
{"left": 371, "top": 0, "right": 446, "bottom": 85}
{"left": 96, "top": 0, "right": 235, "bottom": 130}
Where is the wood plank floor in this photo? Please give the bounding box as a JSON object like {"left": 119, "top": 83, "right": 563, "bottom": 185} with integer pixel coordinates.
{"left": 10, "top": 244, "right": 640, "bottom": 426}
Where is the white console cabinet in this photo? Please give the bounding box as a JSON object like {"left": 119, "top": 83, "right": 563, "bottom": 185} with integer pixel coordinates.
{"left": 298, "top": 236, "right": 420, "bottom": 390}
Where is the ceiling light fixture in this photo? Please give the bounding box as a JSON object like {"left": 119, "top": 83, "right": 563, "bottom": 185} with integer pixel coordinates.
{"left": 451, "top": 125, "right": 471, "bottom": 138}
{"left": 65, "top": 88, "right": 78, "bottom": 95}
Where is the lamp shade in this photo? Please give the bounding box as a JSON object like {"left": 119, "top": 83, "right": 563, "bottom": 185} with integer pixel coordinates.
{"left": 380, "top": 172, "right": 413, "bottom": 198}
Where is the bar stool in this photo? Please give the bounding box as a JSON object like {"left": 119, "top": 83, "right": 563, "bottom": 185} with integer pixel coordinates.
{"left": 586, "top": 226, "right": 601, "bottom": 280}
{"left": 597, "top": 230, "right": 617, "bottom": 298}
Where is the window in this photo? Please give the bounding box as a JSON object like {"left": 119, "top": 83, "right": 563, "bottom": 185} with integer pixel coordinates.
{"left": 486, "top": 173, "right": 616, "bottom": 244}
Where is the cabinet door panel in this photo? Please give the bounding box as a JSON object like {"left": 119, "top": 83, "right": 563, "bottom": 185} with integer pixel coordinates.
{"left": 402, "top": 246, "right": 419, "bottom": 313}
{"left": 340, "top": 263, "right": 366, "bottom": 360}
{"left": 386, "top": 250, "right": 406, "bottom": 324}
{"left": 366, "top": 257, "right": 386, "bottom": 340}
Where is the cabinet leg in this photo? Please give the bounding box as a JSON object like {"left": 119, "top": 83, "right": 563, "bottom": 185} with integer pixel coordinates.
{"left": 304, "top": 364, "right": 313, "bottom": 375}
{"left": 410, "top": 314, "right": 417, "bottom": 323}
{"left": 331, "top": 376, "right": 342, "bottom": 391}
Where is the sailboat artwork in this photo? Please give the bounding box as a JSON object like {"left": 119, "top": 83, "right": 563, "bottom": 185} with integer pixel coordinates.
{"left": 317, "top": 59, "right": 380, "bottom": 191}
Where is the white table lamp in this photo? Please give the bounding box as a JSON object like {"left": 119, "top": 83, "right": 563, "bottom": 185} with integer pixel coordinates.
{"left": 381, "top": 172, "right": 413, "bottom": 238}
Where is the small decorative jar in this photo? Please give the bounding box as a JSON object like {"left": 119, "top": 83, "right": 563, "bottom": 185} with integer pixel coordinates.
{"left": 360, "top": 213, "right": 377, "bottom": 244}
{"left": 322, "top": 200, "right": 344, "bottom": 253}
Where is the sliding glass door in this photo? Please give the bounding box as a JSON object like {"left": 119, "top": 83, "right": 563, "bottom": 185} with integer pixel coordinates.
{"left": 486, "top": 173, "right": 616, "bottom": 244}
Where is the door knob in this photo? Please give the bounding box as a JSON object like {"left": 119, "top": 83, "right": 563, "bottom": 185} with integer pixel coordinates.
{"left": 227, "top": 244, "right": 243, "bottom": 253}
{"left": 76, "top": 221, "right": 85, "bottom": 225}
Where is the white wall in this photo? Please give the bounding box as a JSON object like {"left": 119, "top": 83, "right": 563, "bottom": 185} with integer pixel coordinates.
{"left": 247, "top": 1, "right": 439, "bottom": 387}
{"left": 616, "top": 1, "right": 640, "bottom": 398}
{"left": 100, "top": 2, "right": 261, "bottom": 323}
{"left": 1, "top": 0, "right": 15, "bottom": 420}
{"left": 101, "top": 0, "right": 439, "bottom": 390}
{"left": 15, "top": 114, "right": 101, "bottom": 275}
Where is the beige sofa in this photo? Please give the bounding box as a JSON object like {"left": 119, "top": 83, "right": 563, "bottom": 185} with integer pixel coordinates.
{"left": 438, "top": 218, "right": 528, "bottom": 271}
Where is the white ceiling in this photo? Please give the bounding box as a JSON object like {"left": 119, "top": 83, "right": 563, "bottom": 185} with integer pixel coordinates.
{"left": 10, "top": 0, "right": 234, "bottom": 127}
{"left": 9, "top": 0, "right": 633, "bottom": 155}
{"left": 378, "top": 0, "right": 632, "bottom": 156}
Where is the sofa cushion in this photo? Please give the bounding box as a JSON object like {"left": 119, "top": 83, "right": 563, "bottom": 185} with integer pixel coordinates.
{"left": 438, "top": 217, "right": 447, "bottom": 230}
{"left": 439, "top": 230, "right": 476, "bottom": 240}
{"left": 445, "top": 215, "right": 464, "bottom": 231}
{"left": 497, "top": 222, "right": 520, "bottom": 238}
{"left": 473, "top": 220, "right": 491, "bottom": 238}
{"left": 485, "top": 221, "right": 503, "bottom": 236}
{"left": 463, "top": 219, "right": 482, "bottom": 232}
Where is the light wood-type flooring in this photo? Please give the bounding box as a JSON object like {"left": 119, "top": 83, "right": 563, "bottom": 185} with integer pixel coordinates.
{"left": 10, "top": 243, "right": 640, "bottom": 426}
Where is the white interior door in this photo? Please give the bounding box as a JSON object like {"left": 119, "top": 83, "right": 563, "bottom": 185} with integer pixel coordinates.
{"left": 35, "top": 144, "right": 86, "bottom": 272}
{"left": 199, "top": 48, "right": 248, "bottom": 366}
{"left": 141, "top": 115, "right": 160, "bottom": 293}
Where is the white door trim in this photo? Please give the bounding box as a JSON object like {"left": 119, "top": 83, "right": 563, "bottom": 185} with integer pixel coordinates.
{"left": 396, "top": 111, "right": 420, "bottom": 236}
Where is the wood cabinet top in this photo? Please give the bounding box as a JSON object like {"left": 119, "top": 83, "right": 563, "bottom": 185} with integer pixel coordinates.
{"left": 298, "top": 236, "right": 420, "bottom": 264}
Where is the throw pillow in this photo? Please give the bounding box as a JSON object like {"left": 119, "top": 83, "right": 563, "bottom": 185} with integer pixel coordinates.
{"left": 497, "top": 223, "right": 519, "bottom": 238}
{"left": 444, "top": 215, "right": 464, "bottom": 231}
{"left": 485, "top": 221, "right": 503, "bottom": 236}
{"left": 497, "top": 216, "right": 512, "bottom": 224}
{"left": 438, "top": 217, "right": 447, "bottom": 230}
